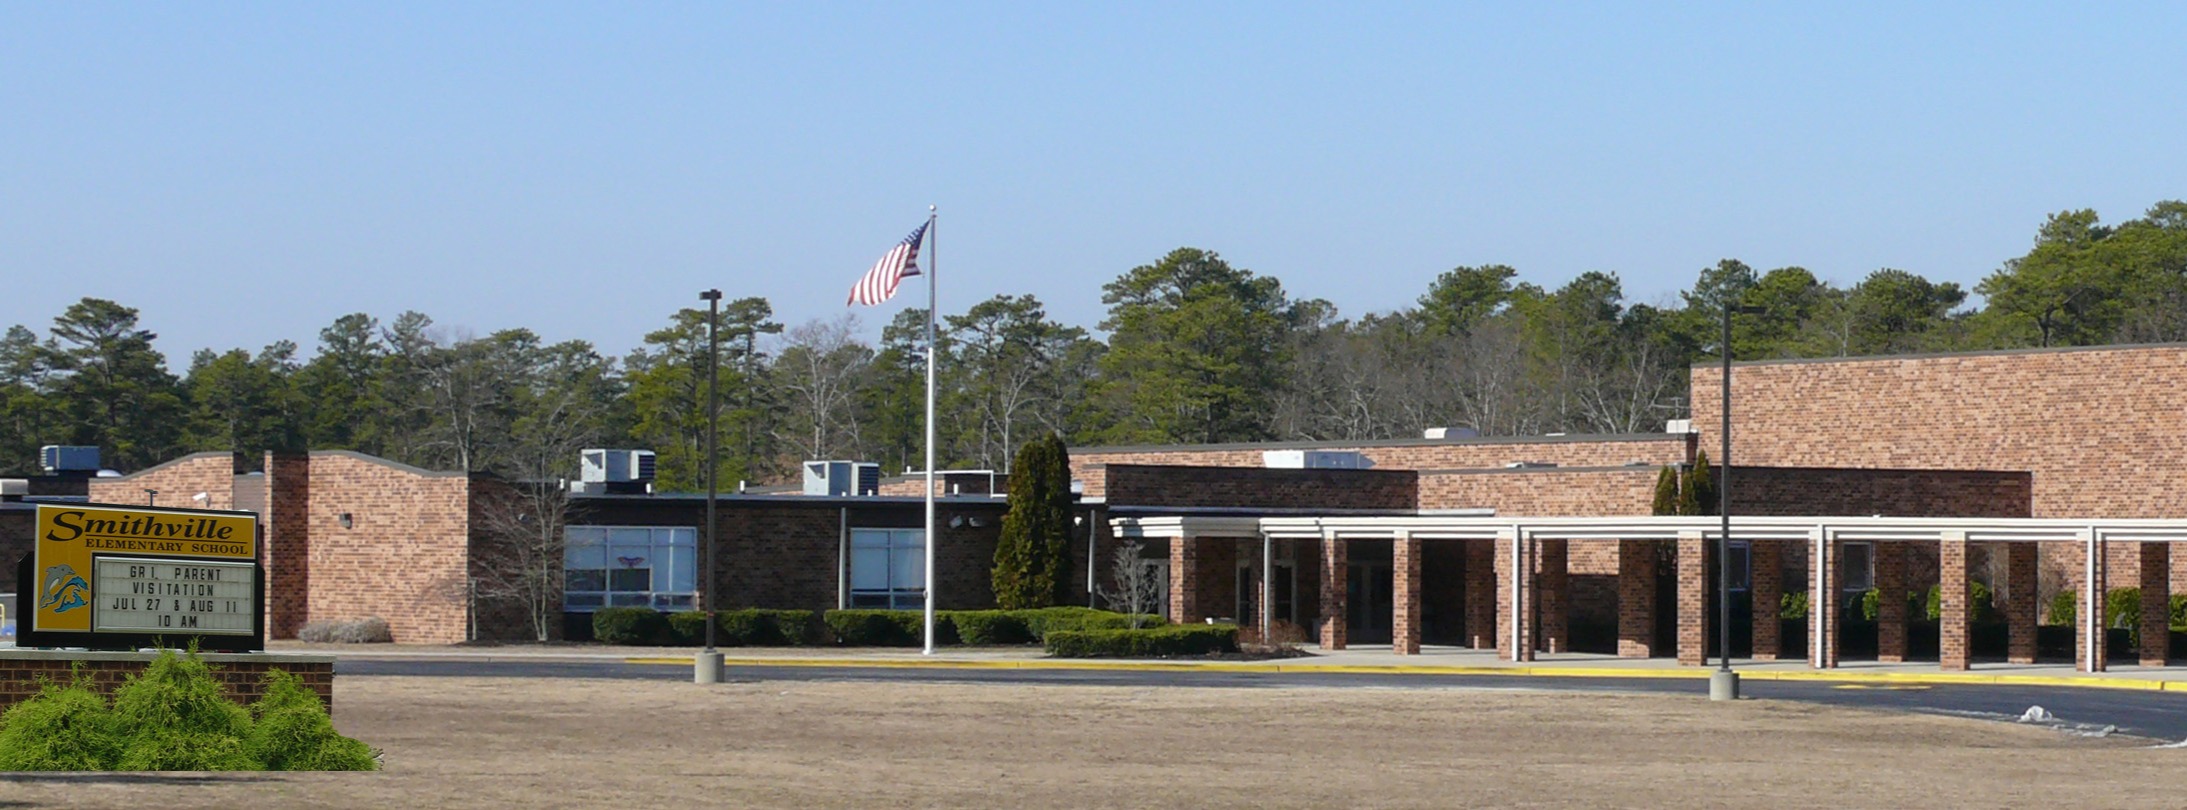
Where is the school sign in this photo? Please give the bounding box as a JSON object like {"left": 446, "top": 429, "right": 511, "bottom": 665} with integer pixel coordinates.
{"left": 16, "top": 503, "right": 263, "bottom": 652}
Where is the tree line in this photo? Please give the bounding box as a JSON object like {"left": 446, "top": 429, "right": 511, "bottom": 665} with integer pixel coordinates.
{"left": 3, "top": 201, "right": 2182, "bottom": 486}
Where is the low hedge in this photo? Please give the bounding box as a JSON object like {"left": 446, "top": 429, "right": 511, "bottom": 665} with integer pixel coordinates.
{"left": 667, "top": 610, "right": 815, "bottom": 646}
{"left": 592, "top": 606, "right": 670, "bottom": 645}
{"left": 1044, "top": 624, "right": 1239, "bottom": 658}
{"left": 824, "top": 610, "right": 958, "bottom": 646}
{"left": 820, "top": 607, "right": 1163, "bottom": 646}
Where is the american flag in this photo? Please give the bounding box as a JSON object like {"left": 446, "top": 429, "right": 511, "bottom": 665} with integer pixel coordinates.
{"left": 846, "top": 221, "right": 928, "bottom": 306}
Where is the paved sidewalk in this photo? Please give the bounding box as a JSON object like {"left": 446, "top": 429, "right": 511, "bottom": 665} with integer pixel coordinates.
{"left": 269, "top": 639, "right": 2187, "bottom": 691}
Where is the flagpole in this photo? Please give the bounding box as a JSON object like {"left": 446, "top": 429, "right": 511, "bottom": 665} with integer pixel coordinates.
{"left": 922, "top": 204, "right": 939, "bottom": 655}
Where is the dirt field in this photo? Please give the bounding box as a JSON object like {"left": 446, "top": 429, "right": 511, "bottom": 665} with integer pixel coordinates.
{"left": 3, "top": 676, "right": 2183, "bottom": 808}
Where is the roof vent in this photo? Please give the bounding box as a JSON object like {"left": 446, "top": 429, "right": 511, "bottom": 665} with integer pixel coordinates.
{"left": 1263, "top": 450, "right": 1372, "bottom": 469}
{"left": 581, "top": 450, "right": 656, "bottom": 483}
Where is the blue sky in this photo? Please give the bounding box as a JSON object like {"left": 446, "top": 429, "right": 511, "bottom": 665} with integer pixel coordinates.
{"left": 4, "top": 3, "right": 2182, "bottom": 363}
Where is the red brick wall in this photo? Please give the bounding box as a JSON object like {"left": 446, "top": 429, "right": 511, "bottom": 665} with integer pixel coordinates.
{"left": 1691, "top": 346, "right": 2187, "bottom": 519}
{"left": 1728, "top": 467, "right": 2032, "bottom": 517}
{"left": 88, "top": 452, "right": 240, "bottom": 509}
{"left": 263, "top": 453, "right": 311, "bottom": 639}
{"left": 0, "top": 651, "right": 336, "bottom": 716}
{"left": 301, "top": 452, "right": 472, "bottom": 644}
{"left": 1072, "top": 435, "right": 1692, "bottom": 497}
{"left": 1418, "top": 468, "right": 1660, "bottom": 515}
{"left": 1099, "top": 465, "right": 1417, "bottom": 510}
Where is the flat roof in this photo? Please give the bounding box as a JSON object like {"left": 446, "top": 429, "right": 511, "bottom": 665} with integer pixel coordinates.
{"left": 1693, "top": 340, "right": 2187, "bottom": 370}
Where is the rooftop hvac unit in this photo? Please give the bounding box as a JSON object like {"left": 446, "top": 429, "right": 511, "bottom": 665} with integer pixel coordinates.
{"left": 1665, "top": 419, "right": 1694, "bottom": 434}
{"left": 580, "top": 449, "right": 657, "bottom": 483}
{"left": 39, "top": 445, "right": 100, "bottom": 474}
{"left": 1422, "top": 427, "right": 1479, "bottom": 440}
{"left": 1262, "top": 450, "right": 1372, "bottom": 470}
{"left": 804, "top": 461, "right": 880, "bottom": 496}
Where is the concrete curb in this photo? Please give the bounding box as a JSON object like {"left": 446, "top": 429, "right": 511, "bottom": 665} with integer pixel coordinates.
{"left": 620, "top": 656, "right": 2185, "bottom": 692}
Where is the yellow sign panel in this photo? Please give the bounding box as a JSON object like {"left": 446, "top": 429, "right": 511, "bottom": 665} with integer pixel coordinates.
{"left": 31, "top": 503, "right": 257, "bottom": 634}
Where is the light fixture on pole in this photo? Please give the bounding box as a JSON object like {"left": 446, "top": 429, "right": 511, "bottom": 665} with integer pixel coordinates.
{"left": 1712, "top": 302, "right": 1765, "bottom": 702}
{"left": 696, "top": 288, "right": 724, "bottom": 685}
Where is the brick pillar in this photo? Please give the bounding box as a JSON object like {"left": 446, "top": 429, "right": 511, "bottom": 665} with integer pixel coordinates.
{"left": 1536, "top": 539, "right": 1569, "bottom": 654}
{"left": 1495, "top": 533, "right": 1532, "bottom": 662}
{"left": 1812, "top": 538, "right": 1839, "bottom": 668}
{"left": 2078, "top": 537, "right": 2107, "bottom": 673}
{"left": 1616, "top": 540, "right": 1656, "bottom": 658}
{"left": 264, "top": 452, "right": 311, "bottom": 639}
{"left": 1940, "top": 534, "right": 1970, "bottom": 671}
{"left": 1319, "top": 536, "right": 1347, "bottom": 650}
{"left": 1465, "top": 539, "right": 1495, "bottom": 649}
{"left": 2006, "top": 542, "right": 2038, "bottom": 664}
{"left": 1169, "top": 536, "right": 1201, "bottom": 625}
{"left": 1876, "top": 542, "right": 1909, "bottom": 663}
{"left": 2140, "top": 542, "right": 2169, "bottom": 667}
{"left": 1393, "top": 534, "right": 1421, "bottom": 655}
{"left": 1751, "top": 540, "right": 1783, "bottom": 661}
{"left": 1676, "top": 532, "right": 1705, "bottom": 666}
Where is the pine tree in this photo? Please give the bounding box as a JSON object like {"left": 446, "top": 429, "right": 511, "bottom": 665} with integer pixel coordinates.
{"left": 992, "top": 433, "right": 1074, "bottom": 609}
{"left": 1682, "top": 450, "right": 1717, "bottom": 516}
{"left": 1652, "top": 466, "right": 1680, "bottom": 516}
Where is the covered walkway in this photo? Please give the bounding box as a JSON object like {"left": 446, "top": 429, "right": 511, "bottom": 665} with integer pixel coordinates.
{"left": 1115, "top": 515, "right": 2187, "bottom": 673}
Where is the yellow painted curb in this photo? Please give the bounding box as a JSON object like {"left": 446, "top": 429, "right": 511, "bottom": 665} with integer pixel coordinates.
{"left": 623, "top": 655, "right": 2187, "bottom": 691}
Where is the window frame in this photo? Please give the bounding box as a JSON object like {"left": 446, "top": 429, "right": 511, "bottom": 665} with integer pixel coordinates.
{"left": 563, "top": 525, "right": 699, "bottom": 613}
{"left": 848, "top": 527, "right": 927, "bottom": 611}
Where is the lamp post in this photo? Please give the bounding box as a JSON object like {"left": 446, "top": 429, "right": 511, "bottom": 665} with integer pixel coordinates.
{"left": 1712, "top": 303, "right": 1764, "bottom": 702}
{"left": 696, "top": 289, "right": 724, "bottom": 685}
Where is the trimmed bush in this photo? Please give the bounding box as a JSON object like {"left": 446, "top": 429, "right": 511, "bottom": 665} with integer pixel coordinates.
{"left": 824, "top": 610, "right": 958, "bottom": 646}
{"left": 1016, "top": 606, "right": 1163, "bottom": 637}
{"left": 109, "top": 649, "right": 257, "bottom": 771}
{"left": 2106, "top": 588, "right": 2142, "bottom": 631}
{"left": 1919, "top": 582, "right": 1994, "bottom": 624}
{"left": 297, "top": 616, "right": 393, "bottom": 644}
{"left": 592, "top": 607, "right": 669, "bottom": 645}
{"left": 244, "top": 671, "right": 378, "bottom": 771}
{"left": 1779, "top": 591, "right": 1809, "bottom": 621}
{"left": 0, "top": 649, "right": 377, "bottom": 772}
{"left": 1045, "top": 624, "right": 1239, "bottom": 658}
{"left": 2171, "top": 594, "right": 2187, "bottom": 632}
{"left": 952, "top": 611, "right": 1034, "bottom": 646}
{"left": 0, "top": 675, "right": 123, "bottom": 771}
{"left": 667, "top": 610, "right": 816, "bottom": 646}
{"left": 2048, "top": 590, "right": 2076, "bottom": 626}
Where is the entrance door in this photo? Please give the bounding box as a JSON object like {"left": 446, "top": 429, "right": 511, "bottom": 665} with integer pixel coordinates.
{"left": 1347, "top": 562, "right": 1394, "bottom": 644}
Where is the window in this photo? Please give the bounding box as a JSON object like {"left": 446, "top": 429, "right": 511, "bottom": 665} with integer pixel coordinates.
{"left": 564, "top": 526, "right": 697, "bottom": 612}
{"left": 1726, "top": 541, "right": 1752, "bottom": 593}
{"left": 849, "top": 528, "right": 926, "bottom": 610}
{"left": 1840, "top": 542, "right": 1875, "bottom": 592}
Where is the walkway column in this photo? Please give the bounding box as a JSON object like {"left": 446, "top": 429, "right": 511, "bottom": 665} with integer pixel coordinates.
{"left": 1676, "top": 531, "right": 1705, "bottom": 666}
{"left": 2140, "top": 542, "right": 2170, "bottom": 667}
{"left": 1393, "top": 532, "right": 1422, "bottom": 655}
{"left": 1496, "top": 531, "right": 1532, "bottom": 662}
{"left": 1465, "top": 539, "right": 1495, "bottom": 649}
{"left": 1537, "top": 539, "right": 1569, "bottom": 654}
{"left": 1811, "top": 534, "right": 1838, "bottom": 669}
{"left": 1319, "top": 534, "right": 1347, "bottom": 650}
{"left": 2078, "top": 534, "right": 2107, "bottom": 673}
{"left": 1169, "top": 535, "right": 1202, "bottom": 625}
{"left": 1616, "top": 539, "right": 1656, "bottom": 658}
{"left": 1751, "top": 540, "right": 1783, "bottom": 661}
{"left": 2006, "top": 542, "right": 2038, "bottom": 664}
{"left": 1940, "top": 532, "right": 1970, "bottom": 671}
{"left": 1876, "top": 542, "right": 1909, "bottom": 663}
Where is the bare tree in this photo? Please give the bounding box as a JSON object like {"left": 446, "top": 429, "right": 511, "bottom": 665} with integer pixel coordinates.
{"left": 774, "top": 314, "right": 872, "bottom": 461}
{"left": 470, "top": 480, "right": 578, "bottom": 642}
{"left": 1099, "top": 539, "right": 1166, "bottom": 629}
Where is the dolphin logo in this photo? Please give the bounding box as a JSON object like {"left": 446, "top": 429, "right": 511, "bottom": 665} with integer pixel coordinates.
{"left": 40, "top": 564, "right": 89, "bottom": 614}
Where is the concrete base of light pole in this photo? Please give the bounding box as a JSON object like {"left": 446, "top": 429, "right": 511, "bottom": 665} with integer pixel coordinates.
{"left": 694, "top": 650, "right": 723, "bottom": 684}
{"left": 1709, "top": 669, "right": 1740, "bottom": 701}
